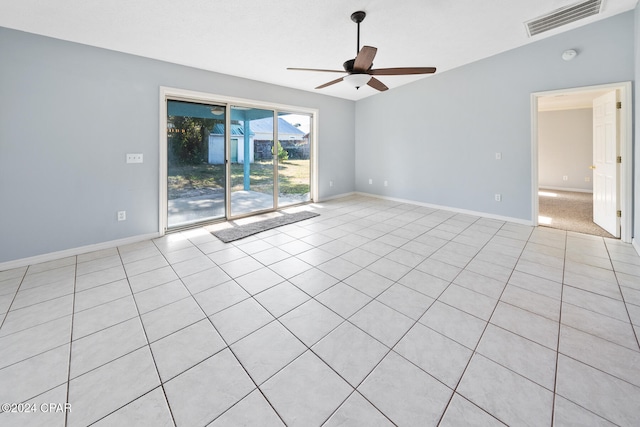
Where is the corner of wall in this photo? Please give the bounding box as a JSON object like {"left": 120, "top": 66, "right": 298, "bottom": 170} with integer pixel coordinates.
{"left": 634, "top": 3, "right": 640, "bottom": 242}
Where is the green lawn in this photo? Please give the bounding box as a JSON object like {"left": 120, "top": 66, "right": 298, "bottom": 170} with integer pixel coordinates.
{"left": 168, "top": 159, "right": 310, "bottom": 198}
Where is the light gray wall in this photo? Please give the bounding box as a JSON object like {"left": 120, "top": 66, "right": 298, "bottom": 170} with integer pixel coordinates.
{"left": 538, "top": 109, "right": 593, "bottom": 192}
{"left": 0, "top": 28, "right": 355, "bottom": 263}
{"left": 355, "top": 12, "right": 635, "bottom": 221}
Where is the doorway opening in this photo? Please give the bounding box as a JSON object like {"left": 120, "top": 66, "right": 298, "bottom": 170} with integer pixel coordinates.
{"left": 531, "top": 82, "right": 632, "bottom": 242}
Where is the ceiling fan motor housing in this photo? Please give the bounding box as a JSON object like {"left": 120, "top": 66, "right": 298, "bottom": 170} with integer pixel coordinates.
{"left": 343, "top": 59, "right": 373, "bottom": 73}
{"left": 343, "top": 59, "right": 354, "bottom": 72}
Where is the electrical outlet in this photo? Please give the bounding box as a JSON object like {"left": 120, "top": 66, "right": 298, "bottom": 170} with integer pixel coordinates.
{"left": 368, "top": 178, "right": 373, "bottom": 185}
{"left": 495, "top": 152, "right": 502, "bottom": 160}
{"left": 117, "top": 211, "right": 126, "bottom": 221}
{"left": 126, "top": 153, "right": 143, "bottom": 164}
{"left": 384, "top": 180, "right": 388, "bottom": 187}
{"left": 562, "top": 175, "right": 568, "bottom": 181}
{"left": 329, "top": 180, "right": 333, "bottom": 187}
{"left": 494, "top": 194, "right": 502, "bottom": 202}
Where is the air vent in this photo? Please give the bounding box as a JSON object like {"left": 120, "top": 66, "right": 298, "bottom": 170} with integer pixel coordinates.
{"left": 525, "top": 0, "right": 603, "bottom": 37}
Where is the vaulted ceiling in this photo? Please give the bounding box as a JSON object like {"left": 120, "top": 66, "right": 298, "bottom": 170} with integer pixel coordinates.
{"left": 1, "top": 0, "right": 637, "bottom": 100}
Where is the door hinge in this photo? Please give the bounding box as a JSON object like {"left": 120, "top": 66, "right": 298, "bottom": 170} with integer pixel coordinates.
{"left": 617, "top": 210, "right": 622, "bottom": 218}
{"left": 617, "top": 156, "right": 622, "bottom": 164}
{"left": 616, "top": 101, "right": 622, "bottom": 109}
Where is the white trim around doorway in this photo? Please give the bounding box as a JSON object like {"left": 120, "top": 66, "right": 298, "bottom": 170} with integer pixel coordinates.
{"left": 159, "top": 86, "right": 319, "bottom": 236}
{"left": 530, "top": 81, "right": 632, "bottom": 243}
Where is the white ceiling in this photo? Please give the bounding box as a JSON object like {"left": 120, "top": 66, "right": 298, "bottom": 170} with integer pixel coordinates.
{"left": 1, "top": 0, "right": 637, "bottom": 101}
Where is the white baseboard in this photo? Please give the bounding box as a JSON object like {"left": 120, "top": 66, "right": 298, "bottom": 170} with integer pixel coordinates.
{"left": 632, "top": 238, "right": 640, "bottom": 257}
{"left": 355, "top": 192, "right": 533, "bottom": 226}
{"left": 2, "top": 192, "right": 357, "bottom": 271}
{"left": 0, "top": 232, "right": 163, "bottom": 271}
{"left": 538, "top": 186, "right": 592, "bottom": 194}
{"left": 317, "top": 192, "right": 357, "bottom": 202}
{"left": 4, "top": 192, "right": 629, "bottom": 270}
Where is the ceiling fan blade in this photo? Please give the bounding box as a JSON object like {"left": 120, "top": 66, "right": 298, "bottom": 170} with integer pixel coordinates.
{"left": 367, "top": 77, "right": 388, "bottom": 92}
{"left": 287, "top": 67, "right": 346, "bottom": 73}
{"left": 315, "top": 76, "right": 345, "bottom": 89}
{"left": 369, "top": 67, "right": 437, "bottom": 75}
{"left": 353, "top": 46, "right": 377, "bottom": 72}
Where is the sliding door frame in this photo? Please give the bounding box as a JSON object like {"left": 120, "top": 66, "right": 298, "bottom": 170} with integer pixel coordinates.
{"left": 159, "top": 86, "right": 318, "bottom": 234}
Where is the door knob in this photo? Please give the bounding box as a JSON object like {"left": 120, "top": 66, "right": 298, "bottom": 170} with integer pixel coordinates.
{"left": 589, "top": 165, "right": 596, "bottom": 170}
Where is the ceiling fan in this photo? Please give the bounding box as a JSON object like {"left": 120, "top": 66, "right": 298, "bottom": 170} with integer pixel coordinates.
{"left": 288, "top": 11, "right": 436, "bottom": 92}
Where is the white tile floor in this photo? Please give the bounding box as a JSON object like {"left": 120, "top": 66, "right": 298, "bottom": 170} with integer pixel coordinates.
{"left": 1, "top": 195, "right": 640, "bottom": 426}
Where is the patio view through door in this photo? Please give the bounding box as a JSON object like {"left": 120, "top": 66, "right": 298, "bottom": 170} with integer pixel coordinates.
{"left": 167, "top": 100, "right": 226, "bottom": 228}
{"left": 230, "top": 107, "right": 275, "bottom": 217}
{"left": 278, "top": 112, "right": 311, "bottom": 207}
{"left": 165, "top": 96, "right": 314, "bottom": 230}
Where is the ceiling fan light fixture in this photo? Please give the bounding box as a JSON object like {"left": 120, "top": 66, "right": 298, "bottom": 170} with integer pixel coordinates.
{"left": 343, "top": 73, "right": 371, "bottom": 89}
{"left": 210, "top": 106, "right": 225, "bottom": 115}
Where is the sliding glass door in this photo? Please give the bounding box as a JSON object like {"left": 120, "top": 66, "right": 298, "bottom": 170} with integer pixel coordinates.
{"left": 277, "top": 112, "right": 312, "bottom": 207}
{"left": 229, "top": 107, "right": 275, "bottom": 217}
{"left": 164, "top": 93, "right": 314, "bottom": 231}
{"left": 167, "top": 100, "right": 226, "bottom": 228}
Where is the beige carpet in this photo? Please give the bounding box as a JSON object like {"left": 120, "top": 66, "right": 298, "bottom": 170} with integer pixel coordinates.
{"left": 538, "top": 189, "right": 614, "bottom": 238}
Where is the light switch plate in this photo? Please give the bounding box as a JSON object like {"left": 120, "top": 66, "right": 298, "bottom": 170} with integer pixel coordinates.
{"left": 126, "top": 153, "right": 143, "bottom": 163}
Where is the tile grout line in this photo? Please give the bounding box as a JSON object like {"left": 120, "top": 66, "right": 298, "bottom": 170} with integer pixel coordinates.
{"left": 603, "top": 241, "right": 640, "bottom": 352}
{"left": 2, "top": 279, "right": 76, "bottom": 315}
{"left": 63, "top": 256, "right": 78, "bottom": 427}
{"left": 434, "top": 219, "right": 534, "bottom": 426}
{"left": 302, "top": 205, "right": 529, "bottom": 425}
{"left": 0, "top": 260, "right": 77, "bottom": 424}
{"left": 155, "top": 234, "right": 290, "bottom": 427}
{"left": 65, "top": 247, "right": 175, "bottom": 425}
{"left": 194, "top": 207, "right": 640, "bottom": 424}
{"left": 280, "top": 207, "right": 511, "bottom": 425}
{"left": 151, "top": 224, "right": 640, "bottom": 424}
{"left": 0, "top": 266, "right": 30, "bottom": 331}
{"left": 278, "top": 204, "right": 442, "bottom": 426}
{"left": 90, "top": 246, "right": 180, "bottom": 427}
{"left": 8, "top": 196, "right": 639, "bottom": 426}
{"left": 553, "top": 239, "right": 640, "bottom": 421}
{"left": 550, "top": 230, "right": 569, "bottom": 427}
{"left": 207, "top": 202, "right": 450, "bottom": 425}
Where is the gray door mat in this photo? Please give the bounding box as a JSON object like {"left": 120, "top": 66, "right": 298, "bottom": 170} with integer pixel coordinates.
{"left": 211, "top": 211, "right": 319, "bottom": 242}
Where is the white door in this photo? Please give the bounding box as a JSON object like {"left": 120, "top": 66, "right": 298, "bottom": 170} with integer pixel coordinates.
{"left": 592, "top": 91, "right": 619, "bottom": 237}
